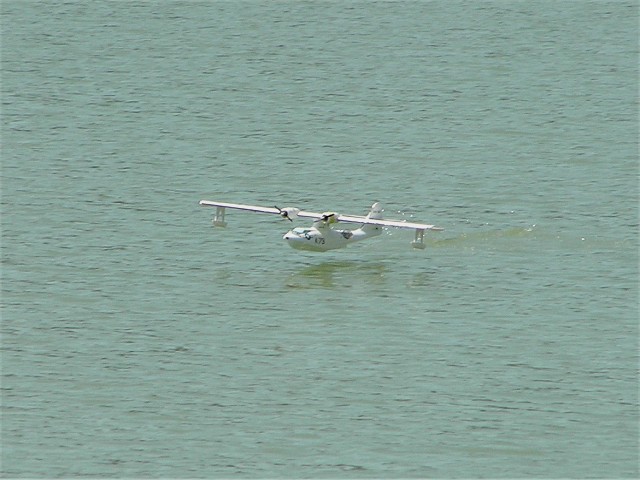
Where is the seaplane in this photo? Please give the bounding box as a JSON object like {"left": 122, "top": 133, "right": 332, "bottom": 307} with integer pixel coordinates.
{"left": 199, "top": 200, "right": 443, "bottom": 252}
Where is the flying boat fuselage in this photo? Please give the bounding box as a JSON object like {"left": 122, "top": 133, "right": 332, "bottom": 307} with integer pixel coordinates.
{"left": 283, "top": 223, "right": 380, "bottom": 252}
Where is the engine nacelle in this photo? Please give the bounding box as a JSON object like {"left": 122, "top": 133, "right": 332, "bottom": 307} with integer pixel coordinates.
{"left": 279, "top": 207, "right": 300, "bottom": 221}
{"left": 320, "top": 211, "right": 340, "bottom": 224}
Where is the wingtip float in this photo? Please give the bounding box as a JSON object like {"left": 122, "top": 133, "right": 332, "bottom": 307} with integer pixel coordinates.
{"left": 199, "top": 200, "right": 443, "bottom": 252}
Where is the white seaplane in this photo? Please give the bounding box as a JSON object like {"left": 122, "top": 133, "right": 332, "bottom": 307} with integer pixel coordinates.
{"left": 199, "top": 200, "right": 443, "bottom": 252}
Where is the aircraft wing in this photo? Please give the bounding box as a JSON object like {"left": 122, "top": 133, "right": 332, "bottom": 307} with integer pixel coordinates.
{"left": 199, "top": 200, "right": 281, "bottom": 215}
{"left": 337, "top": 214, "right": 444, "bottom": 231}
{"left": 199, "top": 200, "right": 323, "bottom": 223}
{"left": 199, "top": 200, "right": 443, "bottom": 231}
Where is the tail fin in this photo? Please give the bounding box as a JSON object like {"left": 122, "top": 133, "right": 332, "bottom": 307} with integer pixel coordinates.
{"left": 367, "top": 202, "right": 384, "bottom": 220}
{"left": 361, "top": 202, "right": 384, "bottom": 234}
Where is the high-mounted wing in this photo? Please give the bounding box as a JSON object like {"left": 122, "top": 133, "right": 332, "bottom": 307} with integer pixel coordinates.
{"left": 199, "top": 200, "right": 280, "bottom": 215}
{"left": 332, "top": 212, "right": 443, "bottom": 250}
{"left": 200, "top": 200, "right": 443, "bottom": 249}
{"left": 199, "top": 200, "right": 443, "bottom": 230}
{"left": 199, "top": 200, "right": 323, "bottom": 226}
{"left": 336, "top": 214, "right": 444, "bottom": 231}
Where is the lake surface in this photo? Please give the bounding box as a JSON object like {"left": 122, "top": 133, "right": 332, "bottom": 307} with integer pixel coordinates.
{"left": 2, "top": 1, "right": 638, "bottom": 477}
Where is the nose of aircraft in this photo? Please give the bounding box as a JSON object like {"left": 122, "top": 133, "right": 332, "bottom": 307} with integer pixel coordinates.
{"left": 283, "top": 230, "right": 309, "bottom": 250}
{"left": 283, "top": 231, "right": 298, "bottom": 243}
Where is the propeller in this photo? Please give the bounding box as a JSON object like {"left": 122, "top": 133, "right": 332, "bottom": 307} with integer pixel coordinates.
{"left": 275, "top": 205, "right": 293, "bottom": 222}
{"left": 321, "top": 212, "right": 338, "bottom": 223}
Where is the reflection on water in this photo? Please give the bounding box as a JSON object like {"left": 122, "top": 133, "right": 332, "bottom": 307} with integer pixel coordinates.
{"left": 286, "top": 261, "right": 387, "bottom": 289}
